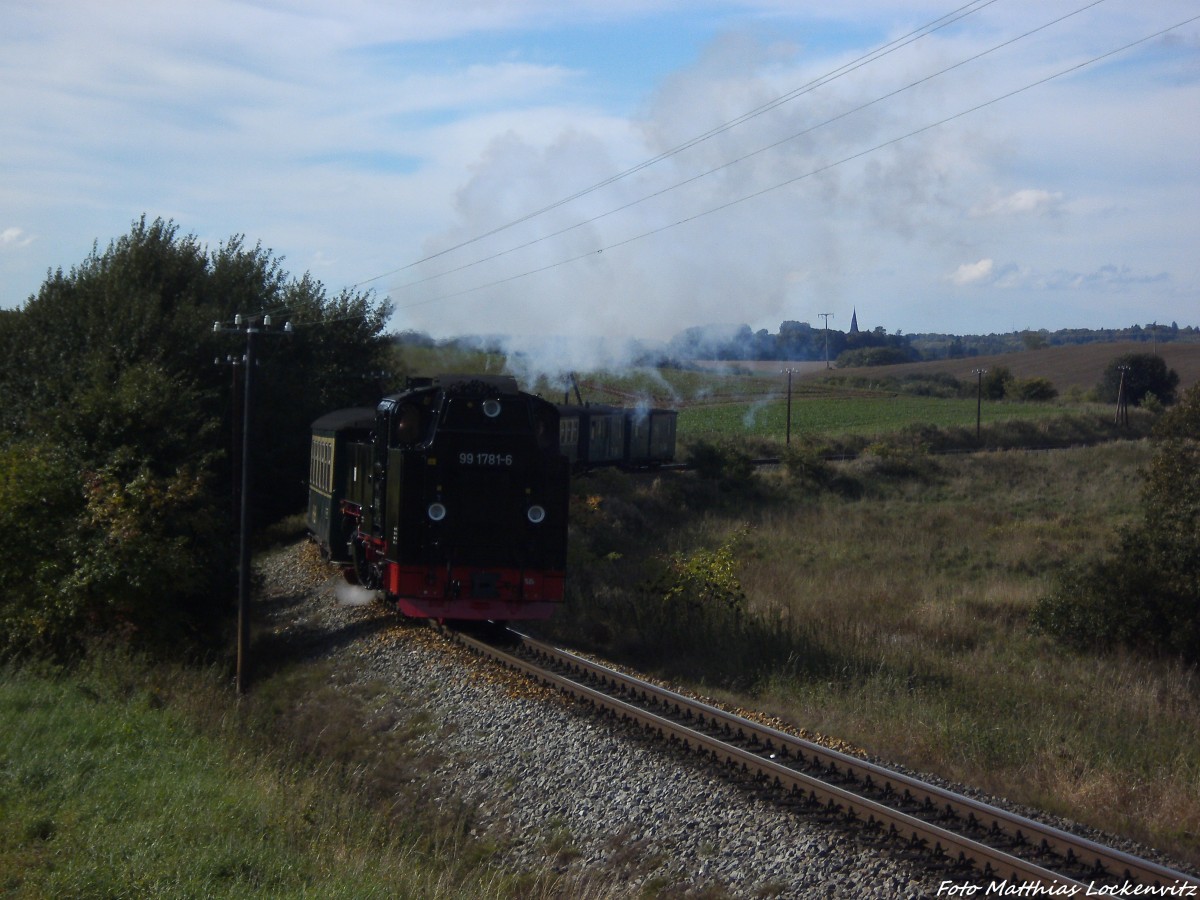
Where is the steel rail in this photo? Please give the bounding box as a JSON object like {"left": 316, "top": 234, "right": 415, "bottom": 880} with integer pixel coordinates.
{"left": 448, "top": 626, "right": 1200, "bottom": 891}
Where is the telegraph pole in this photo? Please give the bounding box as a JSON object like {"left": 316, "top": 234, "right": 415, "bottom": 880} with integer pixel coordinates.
{"left": 214, "top": 313, "right": 292, "bottom": 694}
{"left": 781, "top": 368, "right": 794, "bottom": 446}
{"left": 818, "top": 313, "right": 833, "bottom": 368}
{"left": 214, "top": 354, "right": 244, "bottom": 523}
{"left": 972, "top": 368, "right": 988, "bottom": 443}
{"left": 1115, "top": 364, "right": 1131, "bottom": 428}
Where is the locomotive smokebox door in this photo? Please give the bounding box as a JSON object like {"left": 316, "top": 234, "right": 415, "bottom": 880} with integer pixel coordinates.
{"left": 472, "top": 571, "right": 500, "bottom": 598}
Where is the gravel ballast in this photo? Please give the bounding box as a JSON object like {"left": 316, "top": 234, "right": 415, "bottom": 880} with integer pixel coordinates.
{"left": 258, "top": 541, "right": 947, "bottom": 897}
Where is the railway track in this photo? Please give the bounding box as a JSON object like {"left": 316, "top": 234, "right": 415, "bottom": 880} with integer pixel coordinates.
{"left": 446, "top": 625, "right": 1200, "bottom": 894}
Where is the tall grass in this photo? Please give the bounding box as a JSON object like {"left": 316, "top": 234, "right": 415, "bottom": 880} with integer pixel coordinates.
{"left": 0, "top": 646, "right": 599, "bottom": 898}
{"left": 544, "top": 440, "right": 1200, "bottom": 864}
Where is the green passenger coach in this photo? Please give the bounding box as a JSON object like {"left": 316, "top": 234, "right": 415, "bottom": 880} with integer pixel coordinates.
{"left": 307, "top": 407, "right": 375, "bottom": 564}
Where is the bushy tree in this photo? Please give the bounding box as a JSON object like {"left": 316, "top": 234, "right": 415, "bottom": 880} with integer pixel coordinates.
{"left": 980, "top": 366, "right": 1013, "bottom": 400}
{"left": 1009, "top": 377, "right": 1058, "bottom": 402}
{"left": 1096, "top": 353, "right": 1179, "bottom": 406}
{"left": 0, "top": 217, "right": 396, "bottom": 657}
{"left": 835, "top": 346, "right": 912, "bottom": 368}
{"left": 1032, "top": 383, "right": 1200, "bottom": 660}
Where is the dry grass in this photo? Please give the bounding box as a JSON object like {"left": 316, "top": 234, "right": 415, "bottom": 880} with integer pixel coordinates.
{"left": 550, "top": 439, "right": 1200, "bottom": 866}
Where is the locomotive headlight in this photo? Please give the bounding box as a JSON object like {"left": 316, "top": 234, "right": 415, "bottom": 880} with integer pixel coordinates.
{"left": 482, "top": 399, "right": 502, "bottom": 418}
{"left": 526, "top": 504, "right": 546, "bottom": 524}
{"left": 427, "top": 502, "right": 447, "bottom": 522}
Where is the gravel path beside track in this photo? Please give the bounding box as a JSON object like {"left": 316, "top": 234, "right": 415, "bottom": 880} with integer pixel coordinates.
{"left": 257, "top": 541, "right": 954, "bottom": 898}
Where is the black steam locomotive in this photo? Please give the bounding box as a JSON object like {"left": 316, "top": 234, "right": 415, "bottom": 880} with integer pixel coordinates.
{"left": 307, "top": 375, "right": 569, "bottom": 622}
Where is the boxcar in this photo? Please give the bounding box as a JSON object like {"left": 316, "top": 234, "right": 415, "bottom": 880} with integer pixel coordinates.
{"left": 556, "top": 404, "right": 626, "bottom": 469}
{"left": 624, "top": 407, "right": 678, "bottom": 468}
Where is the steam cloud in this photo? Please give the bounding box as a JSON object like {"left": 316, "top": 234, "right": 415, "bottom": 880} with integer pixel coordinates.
{"left": 394, "top": 30, "right": 993, "bottom": 380}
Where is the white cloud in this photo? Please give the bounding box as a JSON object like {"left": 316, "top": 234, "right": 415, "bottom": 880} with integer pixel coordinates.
{"left": 1, "top": 0, "right": 1197, "bottom": 339}
{"left": 970, "top": 189, "right": 1063, "bottom": 218}
{"left": 950, "top": 258, "right": 995, "bottom": 286}
{"left": 1, "top": 228, "right": 32, "bottom": 247}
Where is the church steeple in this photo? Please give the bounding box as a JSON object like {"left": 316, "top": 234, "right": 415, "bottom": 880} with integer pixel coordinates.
{"left": 850, "top": 308, "right": 860, "bottom": 334}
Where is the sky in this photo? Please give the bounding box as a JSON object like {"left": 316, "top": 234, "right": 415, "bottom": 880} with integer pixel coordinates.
{"left": 2, "top": 0, "right": 1198, "bottom": 360}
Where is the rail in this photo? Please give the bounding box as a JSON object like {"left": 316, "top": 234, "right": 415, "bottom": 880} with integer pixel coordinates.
{"left": 444, "top": 625, "right": 1200, "bottom": 892}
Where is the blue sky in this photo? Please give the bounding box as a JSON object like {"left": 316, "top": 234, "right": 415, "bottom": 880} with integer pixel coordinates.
{"left": 2, "top": 0, "right": 1197, "bottom": 360}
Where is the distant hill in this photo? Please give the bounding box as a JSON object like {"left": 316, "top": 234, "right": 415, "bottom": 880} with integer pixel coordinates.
{"left": 818, "top": 342, "right": 1200, "bottom": 393}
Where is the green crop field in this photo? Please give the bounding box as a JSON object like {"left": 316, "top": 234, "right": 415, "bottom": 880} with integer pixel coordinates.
{"left": 679, "top": 394, "right": 1076, "bottom": 441}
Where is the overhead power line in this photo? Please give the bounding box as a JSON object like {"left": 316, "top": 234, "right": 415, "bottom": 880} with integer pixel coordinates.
{"left": 352, "top": 0, "right": 1001, "bottom": 288}
{"left": 389, "top": 0, "right": 1112, "bottom": 296}
{"left": 388, "top": 13, "right": 1200, "bottom": 314}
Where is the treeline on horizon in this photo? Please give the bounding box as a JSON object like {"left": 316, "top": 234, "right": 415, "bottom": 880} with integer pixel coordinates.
{"left": 396, "top": 319, "right": 1200, "bottom": 369}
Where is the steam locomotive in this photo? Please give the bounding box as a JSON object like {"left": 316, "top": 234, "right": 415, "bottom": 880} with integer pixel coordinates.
{"left": 307, "top": 375, "right": 569, "bottom": 622}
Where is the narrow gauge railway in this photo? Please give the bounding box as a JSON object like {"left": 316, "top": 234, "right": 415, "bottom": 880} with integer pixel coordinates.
{"left": 445, "top": 625, "right": 1200, "bottom": 893}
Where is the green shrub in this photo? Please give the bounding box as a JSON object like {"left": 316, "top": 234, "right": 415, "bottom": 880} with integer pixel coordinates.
{"left": 782, "top": 442, "right": 833, "bottom": 488}
{"left": 859, "top": 436, "right": 935, "bottom": 480}
{"left": 1096, "top": 353, "right": 1180, "bottom": 406}
{"left": 1032, "top": 384, "right": 1200, "bottom": 660}
{"left": 659, "top": 535, "right": 747, "bottom": 617}
{"left": 1009, "top": 377, "right": 1058, "bottom": 402}
{"left": 684, "top": 439, "right": 757, "bottom": 488}
{"left": 980, "top": 366, "right": 1013, "bottom": 400}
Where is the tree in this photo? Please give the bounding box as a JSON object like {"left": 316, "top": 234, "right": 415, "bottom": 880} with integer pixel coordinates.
{"left": 0, "top": 217, "right": 396, "bottom": 656}
{"left": 980, "top": 366, "right": 1013, "bottom": 400}
{"left": 1009, "top": 377, "right": 1057, "bottom": 402}
{"left": 835, "top": 346, "right": 912, "bottom": 367}
{"left": 1096, "top": 353, "right": 1179, "bottom": 407}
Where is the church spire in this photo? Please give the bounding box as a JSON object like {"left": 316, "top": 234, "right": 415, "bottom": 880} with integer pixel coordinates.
{"left": 850, "top": 308, "right": 860, "bottom": 334}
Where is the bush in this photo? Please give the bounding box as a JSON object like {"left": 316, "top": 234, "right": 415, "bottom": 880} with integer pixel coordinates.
{"left": 1096, "top": 353, "right": 1179, "bottom": 406}
{"left": 685, "top": 439, "right": 757, "bottom": 488}
{"left": 836, "top": 346, "right": 912, "bottom": 368}
{"left": 859, "top": 436, "right": 935, "bottom": 480}
{"left": 980, "top": 366, "right": 1013, "bottom": 400}
{"left": 782, "top": 442, "right": 834, "bottom": 488}
{"left": 1032, "top": 383, "right": 1200, "bottom": 661}
{"left": 0, "top": 217, "right": 396, "bottom": 658}
{"left": 1009, "top": 377, "right": 1058, "bottom": 402}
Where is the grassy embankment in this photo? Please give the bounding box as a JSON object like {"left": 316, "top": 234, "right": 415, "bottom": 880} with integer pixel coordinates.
{"left": 0, "top": 640, "right": 591, "bottom": 898}
{"left": 532, "top": 361, "right": 1199, "bottom": 866}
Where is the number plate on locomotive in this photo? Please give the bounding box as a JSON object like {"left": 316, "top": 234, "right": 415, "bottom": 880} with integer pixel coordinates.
{"left": 458, "top": 452, "right": 514, "bottom": 466}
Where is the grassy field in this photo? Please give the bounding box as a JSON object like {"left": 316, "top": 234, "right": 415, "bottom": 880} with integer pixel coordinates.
{"left": 541, "top": 437, "right": 1200, "bottom": 867}
{"left": 0, "top": 650, "right": 580, "bottom": 898}
{"left": 679, "top": 393, "right": 1079, "bottom": 441}
{"left": 830, "top": 340, "right": 1200, "bottom": 393}
{"left": 400, "top": 341, "right": 1162, "bottom": 449}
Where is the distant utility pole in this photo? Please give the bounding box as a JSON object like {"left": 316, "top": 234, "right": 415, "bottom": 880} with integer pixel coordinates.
{"left": 1115, "top": 364, "right": 1131, "bottom": 428}
{"left": 818, "top": 313, "right": 833, "bottom": 368}
{"left": 213, "top": 312, "right": 293, "bottom": 695}
{"left": 972, "top": 368, "right": 988, "bottom": 443}
{"left": 781, "top": 368, "right": 794, "bottom": 445}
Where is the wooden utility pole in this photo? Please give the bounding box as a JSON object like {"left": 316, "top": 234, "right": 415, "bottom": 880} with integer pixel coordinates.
{"left": 818, "top": 313, "right": 833, "bottom": 368}
{"left": 214, "top": 313, "right": 292, "bottom": 694}
{"left": 972, "top": 368, "right": 988, "bottom": 443}
{"left": 782, "top": 368, "right": 794, "bottom": 445}
{"left": 1115, "top": 364, "right": 1131, "bottom": 428}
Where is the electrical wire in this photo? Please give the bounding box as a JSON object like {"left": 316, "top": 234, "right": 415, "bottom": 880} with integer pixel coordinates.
{"left": 351, "top": 0, "right": 1002, "bottom": 288}
{"left": 389, "top": 13, "right": 1200, "bottom": 314}
{"left": 387, "top": 0, "right": 1112, "bottom": 296}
